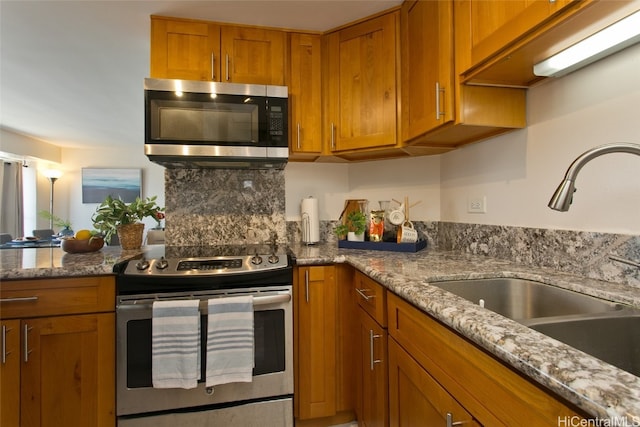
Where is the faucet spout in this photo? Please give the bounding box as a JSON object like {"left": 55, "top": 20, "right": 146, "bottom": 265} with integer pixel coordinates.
{"left": 548, "top": 142, "right": 640, "bottom": 211}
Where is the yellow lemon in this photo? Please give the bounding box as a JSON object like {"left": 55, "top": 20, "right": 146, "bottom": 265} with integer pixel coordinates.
{"left": 74, "top": 229, "right": 92, "bottom": 240}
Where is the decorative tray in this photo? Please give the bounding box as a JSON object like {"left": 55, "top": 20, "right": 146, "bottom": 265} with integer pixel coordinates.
{"left": 338, "top": 239, "right": 427, "bottom": 253}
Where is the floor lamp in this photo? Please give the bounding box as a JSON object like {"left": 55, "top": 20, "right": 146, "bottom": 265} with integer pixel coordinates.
{"left": 42, "top": 169, "right": 63, "bottom": 230}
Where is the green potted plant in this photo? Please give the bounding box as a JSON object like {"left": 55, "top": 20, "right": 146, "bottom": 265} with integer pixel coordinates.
{"left": 334, "top": 210, "right": 367, "bottom": 241}
{"left": 92, "top": 195, "right": 164, "bottom": 249}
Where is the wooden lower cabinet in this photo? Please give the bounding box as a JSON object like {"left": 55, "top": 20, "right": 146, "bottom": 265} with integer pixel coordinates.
{"left": 388, "top": 338, "right": 480, "bottom": 427}
{"left": 387, "top": 292, "right": 587, "bottom": 426}
{"left": 0, "top": 277, "right": 115, "bottom": 427}
{"left": 294, "top": 265, "right": 337, "bottom": 420}
{"left": 1, "top": 319, "right": 20, "bottom": 426}
{"left": 357, "top": 308, "right": 388, "bottom": 427}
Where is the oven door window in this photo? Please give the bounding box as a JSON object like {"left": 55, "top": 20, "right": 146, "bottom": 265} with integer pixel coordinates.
{"left": 125, "top": 309, "right": 285, "bottom": 389}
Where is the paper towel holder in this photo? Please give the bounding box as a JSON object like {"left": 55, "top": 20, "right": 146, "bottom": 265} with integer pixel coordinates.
{"left": 301, "top": 196, "right": 319, "bottom": 245}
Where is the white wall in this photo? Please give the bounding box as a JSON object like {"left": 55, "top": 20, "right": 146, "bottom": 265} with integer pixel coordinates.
{"left": 284, "top": 155, "right": 440, "bottom": 221}
{"left": 60, "top": 147, "right": 165, "bottom": 233}
{"left": 440, "top": 42, "right": 640, "bottom": 235}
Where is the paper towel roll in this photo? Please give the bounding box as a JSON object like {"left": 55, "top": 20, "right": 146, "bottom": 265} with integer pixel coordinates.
{"left": 301, "top": 196, "right": 319, "bottom": 244}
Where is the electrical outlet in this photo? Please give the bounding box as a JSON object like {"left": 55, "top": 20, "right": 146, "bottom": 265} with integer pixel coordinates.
{"left": 468, "top": 196, "right": 487, "bottom": 213}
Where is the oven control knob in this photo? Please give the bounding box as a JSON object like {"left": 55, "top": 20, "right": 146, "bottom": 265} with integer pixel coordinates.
{"left": 135, "top": 258, "right": 150, "bottom": 271}
{"left": 268, "top": 254, "right": 279, "bottom": 264}
{"left": 155, "top": 257, "right": 169, "bottom": 270}
{"left": 251, "top": 255, "right": 263, "bottom": 265}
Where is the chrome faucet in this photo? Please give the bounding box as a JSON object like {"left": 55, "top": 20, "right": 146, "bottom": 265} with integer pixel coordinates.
{"left": 548, "top": 142, "right": 640, "bottom": 269}
{"left": 548, "top": 142, "right": 640, "bottom": 211}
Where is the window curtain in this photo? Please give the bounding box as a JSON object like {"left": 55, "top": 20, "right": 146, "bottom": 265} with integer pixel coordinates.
{"left": 0, "top": 161, "right": 24, "bottom": 238}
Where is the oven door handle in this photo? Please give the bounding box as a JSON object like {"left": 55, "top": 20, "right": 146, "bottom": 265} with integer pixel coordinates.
{"left": 253, "top": 293, "right": 291, "bottom": 306}
{"left": 117, "top": 291, "right": 291, "bottom": 308}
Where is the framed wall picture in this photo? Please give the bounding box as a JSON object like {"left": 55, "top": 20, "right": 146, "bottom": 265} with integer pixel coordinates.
{"left": 82, "top": 168, "right": 142, "bottom": 203}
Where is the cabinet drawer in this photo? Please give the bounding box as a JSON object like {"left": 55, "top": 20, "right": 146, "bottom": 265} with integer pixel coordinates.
{"left": 0, "top": 276, "right": 115, "bottom": 319}
{"left": 387, "top": 292, "right": 586, "bottom": 426}
{"left": 354, "top": 271, "right": 386, "bottom": 327}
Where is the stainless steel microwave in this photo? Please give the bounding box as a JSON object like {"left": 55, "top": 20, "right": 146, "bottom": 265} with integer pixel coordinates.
{"left": 144, "top": 78, "right": 288, "bottom": 169}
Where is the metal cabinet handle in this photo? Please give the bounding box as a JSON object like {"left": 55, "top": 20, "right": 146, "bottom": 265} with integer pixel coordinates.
{"left": 446, "top": 413, "right": 463, "bottom": 427}
{"left": 1, "top": 325, "right": 10, "bottom": 365}
{"left": 225, "top": 54, "right": 230, "bottom": 81}
{"left": 355, "top": 288, "right": 373, "bottom": 301}
{"left": 1, "top": 296, "right": 38, "bottom": 303}
{"left": 297, "top": 123, "right": 301, "bottom": 149}
{"left": 23, "top": 323, "right": 33, "bottom": 363}
{"left": 435, "top": 82, "right": 445, "bottom": 120}
{"left": 304, "top": 270, "right": 310, "bottom": 303}
{"left": 330, "top": 122, "right": 336, "bottom": 150}
{"left": 369, "top": 329, "right": 381, "bottom": 370}
{"left": 211, "top": 53, "right": 216, "bottom": 80}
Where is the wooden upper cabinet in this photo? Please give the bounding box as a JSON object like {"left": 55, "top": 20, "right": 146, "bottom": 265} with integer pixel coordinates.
{"left": 401, "top": 0, "right": 454, "bottom": 142}
{"left": 469, "top": 0, "right": 572, "bottom": 66}
{"left": 325, "top": 12, "right": 399, "bottom": 153}
{"left": 150, "top": 16, "right": 220, "bottom": 81}
{"left": 220, "top": 26, "right": 286, "bottom": 85}
{"left": 289, "top": 33, "right": 323, "bottom": 157}
{"left": 150, "top": 16, "right": 286, "bottom": 85}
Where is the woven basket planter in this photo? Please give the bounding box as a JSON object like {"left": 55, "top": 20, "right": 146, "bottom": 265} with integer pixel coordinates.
{"left": 117, "top": 223, "right": 145, "bottom": 250}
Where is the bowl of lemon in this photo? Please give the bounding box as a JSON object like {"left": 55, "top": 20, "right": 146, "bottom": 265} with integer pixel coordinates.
{"left": 61, "top": 230, "right": 104, "bottom": 253}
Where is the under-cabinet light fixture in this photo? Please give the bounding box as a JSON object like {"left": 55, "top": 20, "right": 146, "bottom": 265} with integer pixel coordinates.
{"left": 533, "top": 9, "right": 640, "bottom": 77}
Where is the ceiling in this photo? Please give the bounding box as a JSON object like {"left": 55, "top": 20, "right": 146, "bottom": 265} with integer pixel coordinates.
{"left": 0, "top": 0, "right": 401, "bottom": 151}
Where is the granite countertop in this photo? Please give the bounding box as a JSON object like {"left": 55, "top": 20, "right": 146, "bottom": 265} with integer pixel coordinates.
{"left": 2, "top": 243, "right": 640, "bottom": 421}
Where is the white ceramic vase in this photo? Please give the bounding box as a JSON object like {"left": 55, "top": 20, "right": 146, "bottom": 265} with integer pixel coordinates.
{"left": 347, "top": 232, "right": 365, "bottom": 242}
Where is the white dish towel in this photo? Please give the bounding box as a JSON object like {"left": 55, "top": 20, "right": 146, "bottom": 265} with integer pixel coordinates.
{"left": 152, "top": 299, "right": 200, "bottom": 389}
{"left": 206, "top": 295, "right": 254, "bottom": 386}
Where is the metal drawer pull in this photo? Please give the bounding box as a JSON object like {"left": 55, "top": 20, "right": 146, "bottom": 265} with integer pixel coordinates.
{"left": 435, "top": 82, "right": 445, "bottom": 120}
{"left": 330, "top": 123, "right": 336, "bottom": 150}
{"left": 446, "top": 413, "right": 463, "bottom": 427}
{"left": 211, "top": 53, "right": 216, "bottom": 80}
{"left": 24, "top": 324, "right": 33, "bottom": 363}
{"left": 305, "top": 270, "right": 310, "bottom": 303}
{"left": 225, "top": 54, "right": 230, "bottom": 81}
{"left": 355, "top": 288, "right": 373, "bottom": 301}
{"left": 1, "top": 325, "right": 10, "bottom": 364}
{"left": 369, "top": 329, "right": 381, "bottom": 371}
{"left": 297, "top": 123, "right": 301, "bottom": 149}
{"left": 1, "top": 296, "right": 39, "bottom": 303}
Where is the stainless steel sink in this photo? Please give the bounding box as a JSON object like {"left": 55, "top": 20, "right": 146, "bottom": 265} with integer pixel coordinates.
{"left": 430, "top": 277, "right": 640, "bottom": 377}
{"left": 429, "top": 278, "right": 624, "bottom": 321}
{"left": 529, "top": 314, "right": 640, "bottom": 377}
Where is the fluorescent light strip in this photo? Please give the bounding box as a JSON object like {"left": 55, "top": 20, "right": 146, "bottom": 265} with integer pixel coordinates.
{"left": 534, "top": 9, "right": 640, "bottom": 77}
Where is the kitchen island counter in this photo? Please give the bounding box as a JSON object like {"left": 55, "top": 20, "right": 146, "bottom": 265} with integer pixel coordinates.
{"left": 3, "top": 243, "right": 640, "bottom": 421}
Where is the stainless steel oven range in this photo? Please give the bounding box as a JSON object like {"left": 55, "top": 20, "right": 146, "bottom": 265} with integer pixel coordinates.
{"left": 113, "top": 245, "right": 294, "bottom": 427}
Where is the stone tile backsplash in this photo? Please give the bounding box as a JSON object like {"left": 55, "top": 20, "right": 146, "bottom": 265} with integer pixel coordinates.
{"left": 164, "top": 168, "right": 639, "bottom": 287}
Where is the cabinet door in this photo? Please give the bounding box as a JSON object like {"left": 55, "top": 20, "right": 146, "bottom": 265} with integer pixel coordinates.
{"left": 326, "top": 12, "right": 398, "bottom": 152}
{"left": 150, "top": 17, "right": 220, "bottom": 81}
{"left": 359, "top": 310, "right": 388, "bottom": 427}
{"left": 289, "top": 33, "right": 323, "bottom": 156}
{"left": 388, "top": 338, "right": 480, "bottom": 427}
{"left": 295, "top": 266, "right": 337, "bottom": 420}
{"left": 401, "top": 0, "right": 454, "bottom": 142}
{"left": 20, "top": 313, "right": 115, "bottom": 427}
{"left": 1, "top": 320, "right": 20, "bottom": 427}
{"left": 221, "top": 26, "right": 285, "bottom": 85}
{"left": 469, "top": 0, "right": 571, "bottom": 65}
